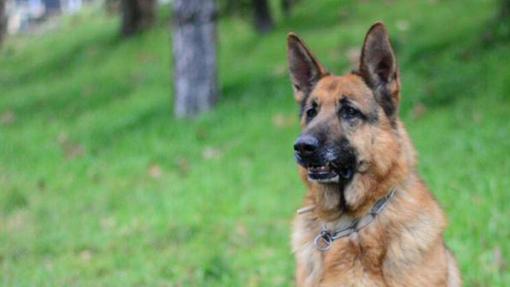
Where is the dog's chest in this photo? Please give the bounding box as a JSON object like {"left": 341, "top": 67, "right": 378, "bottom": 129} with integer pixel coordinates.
{"left": 292, "top": 216, "right": 386, "bottom": 287}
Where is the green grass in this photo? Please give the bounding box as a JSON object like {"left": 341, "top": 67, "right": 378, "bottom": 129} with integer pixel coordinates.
{"left": 1, "top": 0, "right": 509, "bottom": 286}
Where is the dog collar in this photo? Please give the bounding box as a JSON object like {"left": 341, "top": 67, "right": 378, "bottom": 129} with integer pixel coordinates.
{"left": 313, "top": 189, "right": 396, "bottom": 252}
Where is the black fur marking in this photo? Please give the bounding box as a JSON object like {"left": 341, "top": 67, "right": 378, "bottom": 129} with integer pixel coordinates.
{"left": 376, "top": 86, "right": 396, "bottom": 120}
{"left": 338, "top": 180, "right": 349, "bottom": 212}
{"left": 350, "top": 69, "right": 363, "bottom": 77}
{"left": 354, "top": 73, "right": 397, "bottom": 126}
{"left": 332, "top": 138, "right": 357, "bottom": 212}
{"left": 366, "top": 111, "right": 379, "bottom": 124}
{"left": 339, "top": 98, "right": 376, "bottom": 124}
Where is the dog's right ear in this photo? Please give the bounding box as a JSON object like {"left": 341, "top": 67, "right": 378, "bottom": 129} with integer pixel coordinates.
{"left": 287, "top": 33, "right": 328, "bottom": 103}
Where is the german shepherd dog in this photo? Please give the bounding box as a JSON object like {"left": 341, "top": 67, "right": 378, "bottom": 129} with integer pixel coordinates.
{"left": 287, "top": 23, "right": 461, "bottom": 287}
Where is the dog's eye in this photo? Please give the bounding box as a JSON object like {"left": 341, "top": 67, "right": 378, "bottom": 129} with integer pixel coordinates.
{"left": 340, "top": 106, "right": 361, "bottom": 121}
{"left": 306, "top": 107, "right": 317, "bottom": 119}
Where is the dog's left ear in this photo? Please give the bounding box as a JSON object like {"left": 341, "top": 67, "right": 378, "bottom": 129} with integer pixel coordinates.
{"left": 359, "top": 22, "right": 400, "bottom": 120}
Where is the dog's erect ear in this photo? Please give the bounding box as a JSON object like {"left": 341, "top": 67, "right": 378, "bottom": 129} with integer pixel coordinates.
{"left": 359, "top": 22, "right": 400, "bottom": 120}
{"left": 287, "top": 33, "right": 328, "bottom": 103}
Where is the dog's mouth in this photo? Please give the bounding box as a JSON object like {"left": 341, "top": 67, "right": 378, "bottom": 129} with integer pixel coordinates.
{"left": 307, "top": 164, "right": 338, "bottom": 183}
{"left": 306, "top": 163, "right": 354, "bottom": 183}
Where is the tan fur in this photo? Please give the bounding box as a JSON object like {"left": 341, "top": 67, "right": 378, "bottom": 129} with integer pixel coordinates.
{"left": 288, "top": 24, "right": 461, "bottom": 287}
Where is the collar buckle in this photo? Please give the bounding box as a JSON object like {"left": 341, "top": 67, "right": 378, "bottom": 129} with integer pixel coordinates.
{"left": 314, "top": 229, "right": 333, "bottom": 252}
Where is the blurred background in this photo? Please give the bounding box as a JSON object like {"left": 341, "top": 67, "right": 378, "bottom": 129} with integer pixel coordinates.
{"left": 1, "top": 0, "right": 510, "bottom": 285}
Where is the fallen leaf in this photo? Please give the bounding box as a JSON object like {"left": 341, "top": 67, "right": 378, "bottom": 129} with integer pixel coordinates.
{"left": 6, "top": 210, "right": 29, "bottom": 232}
{"left": 272, "top": 64, "right": 286, "bottom": 76}
{"left": 100, "top": 217, "right": 116, "bottom": 230}
{"left": 37, "top": 179, "right": 46, "bottom": 191}
{"left": 176, "top": 158, "right": 190, "bottom": 176}
{"left": 148, "top": 164, "right": 162, "bottom": 179}
{"left": 235, "top": 222, "right": 248, "bottom": 238}
{"left": 272, "top": 113, "right": 296, "bottom": 128}
{"left": 65, "top": 144, "right": 85, "bottom": 160}
{"left": 396, "top": 20, "right": 410, "bottom": 32}
{"left": 492, "top": 246, "right": 506, "bottom": 272}
{"left": 412, "top": 103, "right": 427, "bottom": 120}
{"left": 202, "top": 147, "right": 222, "bottom": 160}
{"left": 79, "top": 250, "right": 92, "bottom": 262}
{"left": 1, "top": 110, "right": 16, "bottom": 126}
{"left": 57, "top": 132, "right": 85, "bottom": 160}
{"left": 57, "top": 132, "right": 69, "bottom": 145}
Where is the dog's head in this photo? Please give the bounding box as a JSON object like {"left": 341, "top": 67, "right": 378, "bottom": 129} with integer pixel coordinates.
{"left": 288, "top": 23, "right": 409, "bottom": 213}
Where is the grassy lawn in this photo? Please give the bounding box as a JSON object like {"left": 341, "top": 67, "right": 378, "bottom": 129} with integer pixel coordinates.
{"left": 1, "top": 0, "right": 509, "bottom": 286}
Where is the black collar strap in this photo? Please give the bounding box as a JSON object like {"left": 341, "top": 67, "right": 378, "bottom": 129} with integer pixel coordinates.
{"left": 314, "top": 189, "right": 396, "bottom": 252}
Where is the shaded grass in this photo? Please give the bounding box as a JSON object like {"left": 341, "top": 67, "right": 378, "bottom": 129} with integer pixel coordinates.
{"left": 1, "top": 0, "right": 509, "bottom": 286}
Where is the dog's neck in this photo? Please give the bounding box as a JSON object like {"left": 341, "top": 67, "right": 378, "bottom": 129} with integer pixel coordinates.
{"left": 312, "top": 189, "right": 396, "bottom": 251}
{"left": 300, "top": 156, "right": 408, "bottom": 222}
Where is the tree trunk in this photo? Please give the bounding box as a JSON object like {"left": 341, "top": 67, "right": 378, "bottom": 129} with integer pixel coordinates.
{"left": 120, "top": 0, "right": 156, "bottom": 37}
{"left": 281, "top": 0, "right": 292, "bottom": 17}
{"left": 499, "top": 0, "right": 510, "bottom": 19}
{"left": 252, "top": 0, "right": 274, "bottom": 34}
{"left": 482, "top": 0, "right": 510, "bottom": 44}
{"left": 0, "top": 0, "right": 6, "bottom": 45}
{"left": 173, "top": 0, "right": 218, "bottom": 118}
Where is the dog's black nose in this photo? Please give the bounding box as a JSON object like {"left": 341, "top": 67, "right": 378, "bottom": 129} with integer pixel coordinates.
{"left": 294, "top": 135, "right": 319, "bottom": 156}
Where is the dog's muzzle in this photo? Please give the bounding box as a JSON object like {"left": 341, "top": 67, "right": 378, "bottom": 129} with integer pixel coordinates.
{"left": 294, "top": 135, "right": 356, "bottom": 183}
